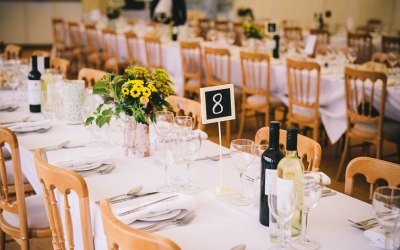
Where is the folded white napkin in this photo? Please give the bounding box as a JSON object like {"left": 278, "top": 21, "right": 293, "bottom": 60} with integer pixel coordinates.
{"left": 114, "top": 193, "right": 197, "bottom": 225}
{"left": 6, "top": 120, "right": 52, "bottom": 132}
{"left": 364, "top": 226, "right": 400, "bottom": 249}
{"left": 192, "top": 129, "right": 208, "bottom": 139}
{"left": 305, "top": 172, "right": 331, "bottom": 186}
{"left": 50, "top": 154, "right": 111, "bottom": 169}
{"left": 0, "top": 103, "right": 18, "bottom": 111}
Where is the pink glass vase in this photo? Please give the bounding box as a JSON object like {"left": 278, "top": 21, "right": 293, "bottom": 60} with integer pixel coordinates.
{"left": 122, "top": 116, "right": 150, "bottom": 158}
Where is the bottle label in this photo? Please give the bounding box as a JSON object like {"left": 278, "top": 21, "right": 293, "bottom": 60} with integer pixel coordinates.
{"left": 276, "top": 177, "right": 294, "bottom": 214}
{"left": 264, "top": 169, "right": 277, "bottom": 195}
{"left": 28, "top": 80, "right": 41, "bottom": 105}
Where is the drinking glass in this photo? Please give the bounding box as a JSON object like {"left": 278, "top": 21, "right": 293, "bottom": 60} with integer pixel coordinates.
{"left": 5, "top": 68, "right": 20, "bottom": 105}
{"left": 373, "top": 186, "right": 400, "bottom": 250}
{"left": 154, "top": 137, "right": 176, "bottom": 193}
{"left": 230, "top": 139, "right": 255, "bottom": 206}
{"left": 291, "top": 172, "right": 323, "bottom": 250}
{"left": 177, "top": 132, "right": 202, "bottom": 194}
{"left": 387, "top": 52, "right": 399, "bottom": 77}
{"left": 174, "top": 116, "right": 193, "bottom": 136}
{"left": 206, "top": 29, "right": 218, "bottom": 42}
{"left": 155, "top": 111, "right": 174, "bottom": 138}
{"left": 226, "top": 30, "right": 236, "bottom": 45}
{"left": 346, "top": 47, "right": 358, "bottom": 64}
{"left": 268, "top": 180, "right": 298, "bottom": 250}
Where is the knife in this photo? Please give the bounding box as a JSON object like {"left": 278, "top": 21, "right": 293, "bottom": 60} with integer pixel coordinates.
{"left": 118, "top": 195, "right": 178, "bottom": 216}
{"left": 95, "top": 191, "right": 159, "bottom": 205}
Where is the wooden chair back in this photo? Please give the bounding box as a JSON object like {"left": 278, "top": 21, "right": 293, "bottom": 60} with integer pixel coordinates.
{"left": 85, "top": 24, "right": 101, "bottom": 55}
{"left": 286, "top": 58, "right": 321, "bottom": 121}
{"left": 254, "top": 127, "right": 322, "bottom": 171}
{"left": 381, "top": 35, "right": 400, "bottom": 53}
{"left": 52, "top": 18, "right": 67, "bottom": 55}
{"left": 198, "top": 19, "right": 210, "bottom": 39}
{"left": 78, "top": 68, "right": 106, "bottom": 88}
{"left": 0, "top": 127, "right": 29, "bottom": 246}
{"left": 4, "top": 44, "right": 21, "bottom": 60}
{"left": 215, "top": 20, "right": 229, "bottom": 32}
{"left": 33, "top": 149, "right": 94, "bottom": 250}
{"left": 102, "top": 28, "right": 118, "bottom": 61}
{"left": 125, "top": 31, "right": 141, "bottom": 65}
{"left": 166, "top": 95, "right": 205, "bottom": 130}
{"left": 283, "top": 27, "right": 303, "bottom": 42}
{"left": 367, "top": 18, "right": 382, "bottom": 32}
{"left": 68, "top": 22, "right": 83, "bottom": 51}
{"left": 32, "top": 50, "right": 50, "bottom": 57}
{"left": 180, "top": 41, "right": 202, "bottom": 84}
{"left": 99, "top": 200, "right": 180, "bottom": 250}
{"left": 144, "top": 36, "right": 162, "bottom": 70}
{"left": 310, "top": 29, "right": 330, "bottom": 45}
{"left": 203, "top": 46, "right": 231, "bottom": 87}
{"left": 50, "top": 57, "right": 70, "bottom": 77}
{"left": 347, "top": 32, "right": 372, "bottom": 64}
{"left": 240, "top": 51, "right": 270, "bottom": 96}
{"left": 345, "top": 157, "right": 400, "bottom": 199}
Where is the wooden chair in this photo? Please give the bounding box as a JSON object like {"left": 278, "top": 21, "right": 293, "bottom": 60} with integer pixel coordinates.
{"left": 166, "top": 95, "right": 205, "bottom": 130}
{"left": 125, "top": 31, "right": 141, "bottom": 65}
{"left": 198, "top": 19, "right": 210, "bottom": 39}
{"left": 203, "top": 46, "right": 233, "bottom": 143}
{"left": 347, "top": 32, "right": 372, "bottom": 64}
{"left": 0, "top": 127, "right": 51, "bottom": 249}
{"left": 78, "top": 68, "right": 106, "bottom": 88}
{"left": 68, "top": 22, "right": 86, "bottom": 75}
{"left": 144, "top": 36, "right": 163, "bottom": 70}
{"left": 310, "top": 29, "right": 330, "bottom": 52}
{"left": 52, "top": 18, "right": 70, "bottom": 58}
{"left": 85, "top": 24, "right": 103, "bottom": 70}
{"left": 102, "top": 28, "right": 121, "bottom": 74}
{"left": 283, "top": 27, "right": 303, "bottom": 42}
{"left": 4, "top": 44, "right": 21, "bottom": 60}
{"left": 99, "top": 199, "right": 180, "bottom": 250}
{"left": 238, "top": 51, "right": 284, "bottom": 139}
{"left": 33, "top": 149, "right": 94, "bottom": 250}
{"left": 50, "top": 57, "right": 70, "bottom": 78}
{"left": 336, "top": 67, "right": 400, "bottom": 180}
{"left": 215, "top": 20, "right": 229, "bottom": 32}
{"left": 367, "top": 19, "right": 382, "bottom": 33}
{"left": 31, "top": 50, "right": 50, "bottom": 57}
{"left": 180, "top": 41, "right": 202, "bottom": 99}
{"left": 286, "top": 58, "right": 322, "bottom": 141}
{"left": 381, "top": 35, "right": 400, "bottom": 53}
{"left": 254, "top": 126, "right": 322, "bottom": 171}
{"left": 344, "top": 157, "right": 400, "bottom": 200}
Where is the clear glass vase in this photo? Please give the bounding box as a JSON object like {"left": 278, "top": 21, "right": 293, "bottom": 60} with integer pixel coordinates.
{"left": 122, "top": 115, "right": 150, "bottom": 158}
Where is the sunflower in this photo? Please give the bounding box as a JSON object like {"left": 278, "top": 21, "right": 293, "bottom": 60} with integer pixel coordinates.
{"left": 121, "top": 87, "right": 129, "bottom": 95}
{"left": 130, "top": 86, "right": 141, "bottom": 98}
{"left": 141, "top": 87, "right": 151, "bottom": 97}
{"left": 147, "top": 82, "right": 157, "bottom": 92}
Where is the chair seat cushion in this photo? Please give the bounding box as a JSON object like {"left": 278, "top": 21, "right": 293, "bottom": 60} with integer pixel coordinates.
{"left": 246, "top": 94, "right": 281, "bottom": 107}
{"left": 292, "top": 106, "right": 317, "bottom": 119}
{"left": 3, "top": 194, "right": 49, "bottom": 229}
{"left": 5, "top": 160, "right": 29, "bottom": 185}
{"left": 186, "top": 78, "right": 201, "bottom": 89}
{"left": 354, "top": 119, "right": 400, "bottom": 139}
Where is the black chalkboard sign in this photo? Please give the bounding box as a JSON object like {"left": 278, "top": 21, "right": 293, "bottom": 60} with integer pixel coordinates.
{"left": 267, "top": 22, "right": 276, "bottom": 33}
{"left": 200, "top": 84, "right": 236, "bottom": 124}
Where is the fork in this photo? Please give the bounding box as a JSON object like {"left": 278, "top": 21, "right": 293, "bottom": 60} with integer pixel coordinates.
{"left": 137, "top": 211, "right": 195, "bottom": 232}
{"left": 349, "top": 221, "right": 379, "bottom": 230}
{"left": 348, "top": 217, "right": 377, "bottom": 227}
{"left": 80, "top": 165, "right": 115, "bottom": 177}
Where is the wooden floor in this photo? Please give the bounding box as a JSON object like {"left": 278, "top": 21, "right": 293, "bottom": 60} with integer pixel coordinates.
{"left": 5, "top": 47, "right": 399, "bottom": 249}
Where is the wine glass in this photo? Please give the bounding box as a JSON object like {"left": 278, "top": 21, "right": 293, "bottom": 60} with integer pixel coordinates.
{"left": 154, "top": 137, "right": 176, "bottom": 193}
{"left": 177, "top": 132, "right": 202, "bottom": 194}
{"left": 230, "top": 139, "right": 255, "bottom": 206}
{"left": 174, "top": 116, "right": 193, "bottom": 137}
{"left": 206, "top": 29, "right": 218, "bottom": 42}
{"left": 372, "top": 186, "right": 400, "bottom": 250}
{"left": 268, "top": 180, "right": 298, "bottom": 250}
{"left": 5, "top": 68, "right": 20, "bottom": 105}
{"left": 226, "top": 30, "right": 236, "bottom": 45}
{"left": 346, "top": 47, "right": 358, "bottom": 64}
{"left": 387, "top": 52, "right": 399, "bottom": 77}
{"left": 155, "top": 111, "right": 174, "bottom": 138}
{"left": 291, "top": 171, "right": 323, "bottom": 250}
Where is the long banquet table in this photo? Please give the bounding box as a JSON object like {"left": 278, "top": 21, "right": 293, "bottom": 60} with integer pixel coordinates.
{"left": 0, "top": 94, "right": 382, "bottom": 250}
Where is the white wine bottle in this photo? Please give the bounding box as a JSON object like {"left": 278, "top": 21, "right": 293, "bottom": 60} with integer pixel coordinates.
{"left": 40, "top": 57, "right": 55, "bottom": 118}
{"left": 277, "top": 127, "right": 304, "bottom": 237}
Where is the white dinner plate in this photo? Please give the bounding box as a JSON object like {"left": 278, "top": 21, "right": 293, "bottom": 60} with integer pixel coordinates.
{"left": 139, "top": 209, "right": 181, "bottom": 222}
{"left": 12, "top": 125, "right": 51, "bottom": 133}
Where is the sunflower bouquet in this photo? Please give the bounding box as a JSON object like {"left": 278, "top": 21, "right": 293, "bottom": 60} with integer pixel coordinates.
{"left": 243, "top": 22, "right": 264, "bottom": 39}
{"left": 85, "top": 65, "right": 175, "bottom": 127}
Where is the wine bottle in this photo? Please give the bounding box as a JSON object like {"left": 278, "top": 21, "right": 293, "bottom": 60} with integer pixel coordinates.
{"left": 259, "top": 121, "right": 285, "bottom": 241}
{"left": 28, "top": 55, "right": 41, "bottom": 113}
{"left": 41, "top": 56, "right": 55, "bottom": 118}
{"left": 171, "top": 25, "right": 178, "bottom": 41}
{"left": 272, "top": 35, "right": 280, "bottom": 59}
{"left": 277, "top": 128, "right": 304, "bottom": 237}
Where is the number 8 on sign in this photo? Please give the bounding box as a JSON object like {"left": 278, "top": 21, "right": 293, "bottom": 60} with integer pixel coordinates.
{"left": 212, "top": 93, "right": 223, "bottom": 114}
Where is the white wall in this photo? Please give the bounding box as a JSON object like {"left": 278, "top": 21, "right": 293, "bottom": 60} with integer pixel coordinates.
{"left": 0, "top": 1, "right": 82, "bottom": 44}
{"left": 233, "top": 0, "right": 399, "bottom": 30}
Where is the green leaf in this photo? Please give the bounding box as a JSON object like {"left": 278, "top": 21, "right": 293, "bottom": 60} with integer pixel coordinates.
{"left": 92, "top": 88, "right": 109, "bottom": 95}
{"left": 101, "top": 108, "right": 113, "bottom": 116}
{"left": 85, "top": 117, "right": 94, "bottom": 126}
{"left": 93, "top": 81, "right": 110, "bottom": 89}
{"left": 113, "top": 75, "right": 123, "bottom": 83}
{"left": 96, "top": 104, "right": 104, "bottom": 113}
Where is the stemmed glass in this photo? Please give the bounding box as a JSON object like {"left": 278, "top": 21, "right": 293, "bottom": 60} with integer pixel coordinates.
{"left": 291, "top": 172, "right": 323, "bottom": 250}
{"left": 154, "top": 137, "right": 176, "bottom": 193}
{"left": 387, "top": 52, "right": 399, "bottom": 77}
{"left": 5, "top": 68, "right": 20, "bottom": 105}
{"left": 155, "top": 111, "right": 174, "bottom": 138}
{"left": 174, "top": 116, "right": 193, "bottom": 136}
{"left": 230, "top": 139, "right": 255, "bottom": 206}
{"left": 177, "top": 132, "right": 202, "bottom": 194}
{"left": 268, "top": 180, "right": 298, "bottom": 250}
{"left": 372, "top": 186, "right": 400, "bottom": 250}
{"left": 346, "top": 47, "right": 358, "bottom": 64}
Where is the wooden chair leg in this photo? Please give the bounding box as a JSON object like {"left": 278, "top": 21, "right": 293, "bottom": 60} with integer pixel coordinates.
{"left": 237, "top": 108, "right": 246, "bottom": 139}
{"left": 336, "top": 134, "right": 350, "bottom": 181}
{"left": 397, "top": 141, "right": 400, "bottom": 161}
{"left": 0, "top": 230, "right": 5, "bottom": 250}
{"left": 226, "top": 120, "right": 231, "bottom": 145}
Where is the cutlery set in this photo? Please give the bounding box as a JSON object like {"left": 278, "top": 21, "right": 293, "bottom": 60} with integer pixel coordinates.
{"left": 195, "top": 153, "right": 231, "bottom": 161}
{"left": 136, "top": 211, "right": 196, "bottom": 233}
{"left": 348, "top": 217, "right": 379, "bottom": 230}
{"left": 80, "top": 165, "right": 115, "bottom": 177}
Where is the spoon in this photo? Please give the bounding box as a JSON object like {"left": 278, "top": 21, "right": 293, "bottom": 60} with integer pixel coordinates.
{"left": 230, "top": 244, "right": 246, "bottom": 250}
{"left": 108, "top": 185, "right": 143, "bottom": 201}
